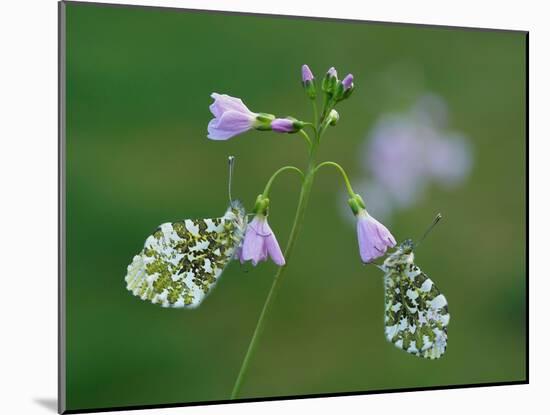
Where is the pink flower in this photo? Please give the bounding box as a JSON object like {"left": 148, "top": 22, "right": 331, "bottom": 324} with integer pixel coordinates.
{"left": 356, "top": 208, "right": 396, "bottom": 263}
{"left": 237, "top": 215, "right": 285, "bottom": 266}
{"left": 207, "top": 93, "right": 259, "bottom": 140}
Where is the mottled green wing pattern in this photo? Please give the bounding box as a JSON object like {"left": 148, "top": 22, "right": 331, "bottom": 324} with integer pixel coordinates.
{"left": 382, "top": 242, "right": 450, "bottom": 359}
{"left": 125, "top": 201, "right": 246, "bottom": 308}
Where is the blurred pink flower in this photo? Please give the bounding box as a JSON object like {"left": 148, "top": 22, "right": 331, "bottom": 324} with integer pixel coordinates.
{"left": 356, "top": 93, "right": 473, "bottom": 219}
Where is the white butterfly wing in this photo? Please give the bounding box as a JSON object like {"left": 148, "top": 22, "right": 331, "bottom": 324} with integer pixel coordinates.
{"left": 383, "top": 250, "right": 450, "bottom": 359}
{"left": 125, "top": 201, "right": 246, "bottom": 308}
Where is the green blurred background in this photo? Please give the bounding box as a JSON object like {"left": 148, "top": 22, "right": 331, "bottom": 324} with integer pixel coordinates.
{"left": 64, "top": 2, "right": 526, "bottom": 411}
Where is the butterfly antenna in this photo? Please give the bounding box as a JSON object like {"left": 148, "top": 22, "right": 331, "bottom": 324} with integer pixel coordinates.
{"left": 416, "top": 213, "right": 442, "bottom": 249}
{"left": 227, "top": 155, "right": 235, "bottom": 203}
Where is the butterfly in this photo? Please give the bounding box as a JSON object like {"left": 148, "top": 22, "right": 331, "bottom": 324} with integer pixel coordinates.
{"left": 124, "top": 201, "right": 247, "bottom": 308}
{"left": 125, "top": 156, "right": 247, "bottom": 308}
{"left": 380, "top": 235, "right": 450, "bottom": 359}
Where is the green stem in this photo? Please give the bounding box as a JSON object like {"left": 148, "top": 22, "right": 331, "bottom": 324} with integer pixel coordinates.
{"left": 262, "top": 166, "right": 304, "bottom": 198}
{"left": 299, "top": 129, "right": 312, "bottom": 148}
{"left": 312, "top": 100, "right": 319, "bottom": 129}
{"left": 314, "top": 161, "right": 355, "bottom": 197}
{"left": 230, "top": 155, "right": 317, "bottom": 400}
{"left": 319, "top": 96, "right": 334, "bottom": 127}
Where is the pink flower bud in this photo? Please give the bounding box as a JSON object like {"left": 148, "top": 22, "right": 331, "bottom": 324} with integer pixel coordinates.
{"left": 302, "top": 64, "right": 314, "bottom": 83}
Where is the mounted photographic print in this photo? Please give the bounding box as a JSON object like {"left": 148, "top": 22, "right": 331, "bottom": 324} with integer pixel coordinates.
{"left": 58, "top": 1, "right": 528, "bottom": 413}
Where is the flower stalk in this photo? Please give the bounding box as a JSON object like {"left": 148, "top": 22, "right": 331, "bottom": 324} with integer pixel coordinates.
{"left": 230, "top": 155, "right": 316, "bottom": 399}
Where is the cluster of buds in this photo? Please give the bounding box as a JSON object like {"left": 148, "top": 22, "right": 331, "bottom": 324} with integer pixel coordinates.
{"left": 301, "top": 65, "right": 354, "bottom": 104}
{"left": 320, "top": 67, "right": 354, "bottom": 102}
{"left": 299, "top": 65, "right": 354, "bottom": 130}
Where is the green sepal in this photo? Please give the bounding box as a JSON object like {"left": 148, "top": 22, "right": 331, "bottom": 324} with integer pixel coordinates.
{"left": 253, "top": 194, "right": 270, "bottom": 215}
{"left": 343, "top": 85, "right": 355, "bottom": 99}
{"left": 334, "top": 82, "right": 345, "bottom": 101}
{"left": 334, "top": 82, "right": 355, "bottom": 102}
{"left": 285, "top": 116, "right": 305, "bottom": 133}
{"left": 254, "top": 113, "right": 276, "bottom": 131}
{"left": 303, "top": 79, "right": 317, "bottom": 99}
{"left": 293, "top": 120, "right": 305, "bottom": 131}
{"left": 321, "top": 71, "right": 338, "bottom": 96}
{"left": 348, "top": 193, "right": 366, "bottom": 215}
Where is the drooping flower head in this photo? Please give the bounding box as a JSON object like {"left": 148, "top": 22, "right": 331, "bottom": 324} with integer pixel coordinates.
{"left": 207, "top": 93, "right": 274, "bottom": 140}
{"left": 236, "top": 195, "right": 285, "bottom": 266}
{"left": 237, "top": 214, "right": 285, "bottom": 266}
{"left": 349, "top": 194, "right": 396, "bottom": 263}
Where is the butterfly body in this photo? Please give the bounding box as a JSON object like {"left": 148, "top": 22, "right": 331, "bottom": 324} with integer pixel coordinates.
{"left": 382, "top": 239, "right": 450, "bottom": 359}
{"left": 125, "top": 200, "right": 247, "bottom": 308}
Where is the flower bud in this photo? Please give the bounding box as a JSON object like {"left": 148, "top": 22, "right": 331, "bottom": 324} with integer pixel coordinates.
{"left": 270, "top": 117, "right": 304, "bottom": 134}
{"left": 342, "top": 73, "right": 355, "bottom": 99}
{"left": 327, "top": 109, "right": 340, "bottom": 126}
{"left": 321, "top": 67, "right": 338, "bottom": 95}
{"left": 301, "top": 64, "right": 316, "bottom": 99}
{"left": 302, "top": 64, "right": 314, "bottom": 83}
{"left": 334, "top": 73, "right": 355, "bottom": 101}
{"left": 342, "top": 74, "right": 354, "bottom": 90}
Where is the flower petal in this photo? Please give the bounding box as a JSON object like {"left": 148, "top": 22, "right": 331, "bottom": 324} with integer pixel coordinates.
{"left": 263, "top": 222, "right": 285, "bottom": 266}
{"left": 209, "top": 93, "right": 253, "bottom": 117}
{"left": 207, "top": 111, "right": 256, "bottom": 140}
{"left": 357, "top": 220, "right": 381, "bottom": 263}
{"left": 241, "top": 217, "right": 269, "bottom": 266}
{"left": 376, "top": 220, "right": 397, "bottom": 247}
{"left": 238, "top": 215, "right": 286, "bottom": 267}
{"left": 242, "top": 233, "right": 264, "bottom": 265}
{"left": 207, "top": 118, "right": 238, "bottom": 140}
